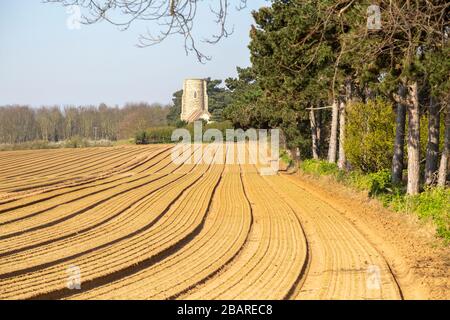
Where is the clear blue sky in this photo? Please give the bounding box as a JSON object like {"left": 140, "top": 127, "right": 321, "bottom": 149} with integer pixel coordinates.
{"left": 0, "top": 0, "right": 268, "bottom": 107}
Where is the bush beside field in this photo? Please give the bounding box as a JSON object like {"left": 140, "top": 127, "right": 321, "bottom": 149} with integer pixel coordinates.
{"left": 134, "top": 121, "right": 235, "bottom": 144}
{"left": 345, "top": 99, "right": 396, "bottom": 173}
{"left": 135, "top": 127, "right": 175, "bottom": 144}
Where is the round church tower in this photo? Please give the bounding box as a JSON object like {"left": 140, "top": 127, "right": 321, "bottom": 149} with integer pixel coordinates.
{"left": 181, "top": 79, "right": 210, "bottom": 122}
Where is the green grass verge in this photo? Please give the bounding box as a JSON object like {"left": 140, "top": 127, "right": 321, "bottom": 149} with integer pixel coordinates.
{"left": 279, "top": 149, "right": 293, "bottom": 167}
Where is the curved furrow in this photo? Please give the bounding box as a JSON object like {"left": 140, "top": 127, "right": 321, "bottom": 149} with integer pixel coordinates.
{"left": 0, "top": 148, "right": 168, "bottom": 208}
{"left": 0, "top": 148, "right": 97, "bottom": 175}
{"left": 0, "top": 166, "right": 203, "bottom": 276}
{"left": 0, "top": 146, "right": 135, "bottom": 177}
{"left": 0, "top": 146, "right": 224, "bottom": 299}
{"left": 0, "top": 155, "right": 203, "bottom": 267}
{"left": 181, "top": 163, "right": 308, "bottom": 300}
{"left": 0, "top": 168, "right": 172, "bottom": 240}
{"left": 0, "top": 147, "right": 146, "bottom": 193}
{"left": 266, "top": 174, "right": 402, "bottom": 300}
{"left": 0, "top": 147, "right": 173, "bottom": 226}
{"left": 0, "top": 147, "right": 119, "bottom": 180}
{"left": 0, "top": 145, "right": 171, "bottom": 217}
{"left": 70, "top": 162, "right": 252, "bottom": 300}
{"left": 0, "top": 150, "right": 72, "bottom": 172}
{"left": 0, "top": 143, "right": 409, "bottom": 300}
{"left": 0, "top": 147, "right": 197, "bottom": 253}
{"left": 0, "top": 148, "right": 133, "bottom": 193}
{"left": 0, "top": 148, "right": 126, "bottom": 200}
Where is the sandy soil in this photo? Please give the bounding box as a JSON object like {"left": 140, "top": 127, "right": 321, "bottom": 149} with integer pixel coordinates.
{"left": 284, "top": 172, "right": 449, "bottom": 299}
{"left": 0, "top": 145, "right": 448, "bottom": 300}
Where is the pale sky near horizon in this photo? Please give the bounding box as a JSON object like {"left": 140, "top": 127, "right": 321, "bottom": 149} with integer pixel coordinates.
{"left": 0, "top": 0, "right": 268, "bottom": 107}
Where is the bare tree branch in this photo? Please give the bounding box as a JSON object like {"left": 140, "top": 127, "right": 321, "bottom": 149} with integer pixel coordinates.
{"left": 45, "top": 0, "right": 249, "bottom": 62}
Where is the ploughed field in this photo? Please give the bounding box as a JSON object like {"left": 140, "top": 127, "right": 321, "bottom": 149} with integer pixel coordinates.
{"left": 0, "top": 145, "right": 404, "bottom": 299}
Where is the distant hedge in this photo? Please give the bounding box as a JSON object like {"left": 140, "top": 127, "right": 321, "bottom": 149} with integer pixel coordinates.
{"left": 135, "top": 127, "right": 175, "bottom": 144}
{"left": 135, "top": 121, "right": 235, "bottom": 144}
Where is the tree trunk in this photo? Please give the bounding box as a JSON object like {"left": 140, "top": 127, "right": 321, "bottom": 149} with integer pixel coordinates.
{"left": 288, "top": 146, "right": 300, "bottom": 172}
{"left": 279, "top": 129, "right": 287, "bottom": 151}
{"left": 425, "top": 97, "right": 440, "bottom": 185}
{"left": 437, "top": 105, "right": 449, "bottom": 187}
{"left": 310, "top": 108, "right": 319, "bottom": 159}
{"left": 338, "top": 99, "right": 346, "bottom": 169}
{"left": 406, "top": 81, "right": 420, "bottom": 195}
{"left": 316, "top": 109, "right": 322, "bottom": 151}
{"left": 43, "top": 127, "right": 48, "bottom": 142}
{"left": 327, "top": 101, "right": 339, "bottom": 163}
{"left": 391, "top": 85, "right": 407, "bottom": 185}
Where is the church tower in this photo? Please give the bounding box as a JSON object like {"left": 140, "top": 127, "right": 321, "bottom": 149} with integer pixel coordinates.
{"left": 181, "top": 79, "right": 211, "bottom": 122}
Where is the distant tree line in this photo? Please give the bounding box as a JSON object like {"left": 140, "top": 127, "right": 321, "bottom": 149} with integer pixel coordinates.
{"left": 0, "top": 103, "right": 169, "bottom": 144}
